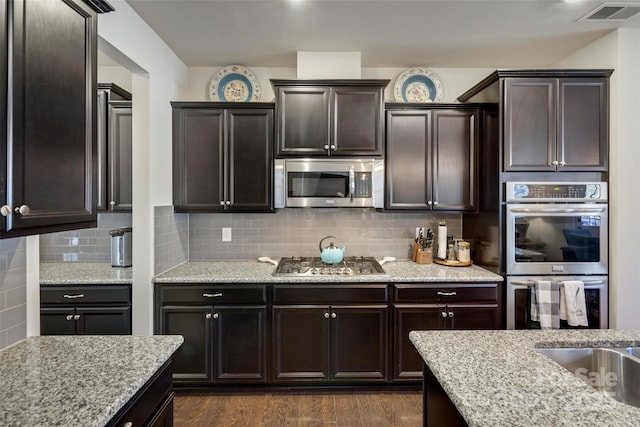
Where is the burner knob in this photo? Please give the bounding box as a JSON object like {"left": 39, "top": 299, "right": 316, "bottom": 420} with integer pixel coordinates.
{"left": 345, "top": 268, "right": 353, "bottom": 275}
{"left": 311, "top": 268, "right": 318, "bottom": 275}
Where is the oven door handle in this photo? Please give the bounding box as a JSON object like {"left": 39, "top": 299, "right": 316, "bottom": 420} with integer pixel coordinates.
{"left": 508, "top": 207, "right": 606, "bottom": 214}
{"left": 510, "top": 280, "right": 605, "bottom": 286}
{"left": 509, "top": 207, "right": 605, "bottom": 214}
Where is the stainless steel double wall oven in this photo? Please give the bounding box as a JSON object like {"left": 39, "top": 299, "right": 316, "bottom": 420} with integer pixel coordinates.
{"left": 504, "top": 182, "right": 608, "bottom": 329}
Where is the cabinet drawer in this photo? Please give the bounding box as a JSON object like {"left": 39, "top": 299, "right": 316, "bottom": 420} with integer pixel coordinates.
{"left": 41, "top": 285, "right": 131, "bottom": 305}
{"left": 273, "top": 284, "right": 388, "bottom": 304}
{"left": 160, "top": 285, "right": 267, "bottom": 304}
{"left": 394, "top": 284, "right": 498, "bottom": 304}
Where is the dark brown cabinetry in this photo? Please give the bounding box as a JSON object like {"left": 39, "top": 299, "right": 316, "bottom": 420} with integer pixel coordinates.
{"left": 393, "top": 283, "right": 500, "bottom": 381}
{"left": 503, "top": 77, "right": 609, "bottom": 172}
{"left": 271, "top": 80, "right": 388, "bottom": 157}
{"left": 272, "top": 284, "right": 388, "bottom": 383}
{"left": 0, "top": 0, "right": 112, "bottom": 238}
{"left": 172, "top": 102, "right": 274, "bottom": 212}
{"left": 386, "top": 105, "right": 479, "bottom": 211}
{"left": 155, "top": 284, "right": 268, "bottom": 385}
{"left": 97, "top": 83, "right": 132, "bottom": 212}
{"left": 40, "top": 285, "right": 132, "bottom": 335}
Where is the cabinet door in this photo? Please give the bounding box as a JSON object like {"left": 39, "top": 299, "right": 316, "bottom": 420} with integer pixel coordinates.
{"left": 385, "top": 111, "right": 430, "bottom": 209}
{"left": 393, "top": 306, "right": 446, "bottom": 380}
{"left": 96, "top": 90, "right": 109, "bottom": 211}
{"left": 172, "top": 108, "right": 224, "bottom": 211}
{"left": 40, "top": 307, "right": 76, "bottom": 335}
{"left": 226, "top": 109, "right": 273, "bottom": 212}
{"left": 161, "top": 305, "right": 214, "bottom": 383}
{"left": 330, "top": 305, "right": 388, "bottom": 381}
{"left": 558, "top": 78, "right": 608, "bottom": 171}
{"left": 108, "top": 102, "right": 133, "bottom": 211}
{"left": 213, "top": 305, "right": 267, "bottom": 383}
{"left": 446, "top": 305, "right": 500, "bottom": 330}
{"left": 331, "top": 87, "right": 383, "bottom": 156}
{"left": 76, "top": 306, "right": 132, "bottom": 335}
{"left": 275, "top": 87, "right": 330, "bottom": 156}
{"left": 503, "top": 78, "right": 556, "bottom": 171}
{"left": 272, "top": 305, "right": 330, "bottom": 381}
{"left": 2, "top": 0, "right": 98, "bottom": 237}
{"left": 431, "top": 110, "right": 478, "bottom": 211}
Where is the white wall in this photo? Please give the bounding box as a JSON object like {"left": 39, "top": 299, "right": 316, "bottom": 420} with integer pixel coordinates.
{"left": 98, "top": 65, "right": 132, "bottom": 93}
{"left": 95, "top": 0, "right": 189, "bottom": 335}
{"left": 553, "top": 29, "right": 640, "bottom": 329}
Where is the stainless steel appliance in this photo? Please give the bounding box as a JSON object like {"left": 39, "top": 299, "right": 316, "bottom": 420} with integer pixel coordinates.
{"left": 109, "top": 227, "right": 132, "bottom": 267}
{"left": 274, "top": 158, "right": 384, "bottom": 208}
{"left": 273, "top": 256, "right": 386, "bottom": 277}
{"left": 504, "top": 182, "right": 608, "bottom": 329}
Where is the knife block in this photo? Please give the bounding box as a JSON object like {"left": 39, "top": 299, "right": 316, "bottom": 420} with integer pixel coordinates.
{"left": 412, "top": 242, "right": 433, "bottom": 264}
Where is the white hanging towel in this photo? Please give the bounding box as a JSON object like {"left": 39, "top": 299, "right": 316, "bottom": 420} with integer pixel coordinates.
{"left": 560, "top": 280, "right": 588, "bottom": 327}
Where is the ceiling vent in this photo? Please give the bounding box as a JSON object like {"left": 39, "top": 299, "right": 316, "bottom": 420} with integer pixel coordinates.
{"left": 579, "top": 3, "right": 640, "bottom": 21}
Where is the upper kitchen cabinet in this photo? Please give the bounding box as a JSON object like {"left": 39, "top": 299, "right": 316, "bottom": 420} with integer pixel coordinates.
{"left": 172, "top": 102, "right": 274, "bottom": 213}
{"left": 0, "top": 0, "right": 113, "bottom": 238}
{"left": 97, "top": 84, "right": 132, "bottom": 212}
{"left": 385, "top": 105, "right": 479, "bottom": 211}
{"left": 458, "top": 70, "right": 613, "bottom": 173}
{"left": 271, "top": 80, "right": 389, "bottom": 157}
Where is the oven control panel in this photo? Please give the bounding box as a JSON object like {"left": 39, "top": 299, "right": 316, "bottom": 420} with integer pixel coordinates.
{"left": 507, "top": 182, "right": 607, "bottom": 202}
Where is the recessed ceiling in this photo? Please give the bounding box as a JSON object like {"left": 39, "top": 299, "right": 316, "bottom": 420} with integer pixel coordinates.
{"left": 122, "top": 0, "right": 640, "bottom": 68}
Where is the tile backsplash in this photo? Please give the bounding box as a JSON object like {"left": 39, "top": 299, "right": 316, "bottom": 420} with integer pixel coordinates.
{"left": 39, "top": 213, "right": 132, "bottom": 262}
{"left": 187, "top": 208, "right": 461, "bottom": 260}
{"left": 0, "top": 237, "right": 26, "bottom": 350}
{"left": 155, "top": 206, "right": 188, "bottom": 275}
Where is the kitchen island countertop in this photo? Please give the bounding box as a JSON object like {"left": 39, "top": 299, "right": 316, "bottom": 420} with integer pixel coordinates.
{"left": 410, "top": 329, "right": 640, "bottom": 426}
{"left": 0, "top": 335, "right": 183, "bottom": 426}
{"left": 40, "top": 262, "right": 132, "bottom": 285}
{"left": 152, "top": 259, "right": 503, "bottom": 283}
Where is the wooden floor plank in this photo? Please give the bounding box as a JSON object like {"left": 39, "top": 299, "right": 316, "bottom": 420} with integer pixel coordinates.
{"left": 173, "top": 390, "right": 421, "bottom": 427}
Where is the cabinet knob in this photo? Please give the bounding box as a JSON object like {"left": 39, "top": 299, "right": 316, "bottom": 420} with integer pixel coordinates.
{"left": 123, "top": 422, "right": 133, "bottom": 427}
{"left": 220, "top": 201, "right": 225, "bottom": 206}
{"left": 551, "top": 160, "right": 559, "bottom": 166}
{"left": 324, "top": 312, "right": 330, "bottom": 319}
{"left": 331, "top": 312, "right": 337, "bottom": 319}
{"left": 66, "top": 314, "right": 74, "bottom": 321}
{"left": 330, "top": 145, "right": 336, "bottom": 150}
{"left": 74, "top": 314, "right": 81, "bottom": 320}
{"left": 15, "top": 205, "right": 30, "bottom": 216}
{"left": 324, "top": 144, "right": 330, "bottom": 150}
{"left": 433, "top": 201, "right": 438, "bottom": 206}
{"left": 441, "top": 311, "right": 447, "bottom": 318}
{"left": 427, "top": 201, "right": 432, "bottom": 206}
{"left": 448, "top": 311, "right": 454, "bottom": 318}
{"left": 110, "top": 201, "right": 116, "bottom": 206}
{"left": 559, "top": 160, "right": 566, "bottom": 166}
{"left": 0, "top": 205, "right": 12, "bottom": 217}
{"left": 213, "top": 313, "right": 219, "bottom": 319}
{"left": 225, "top": 201, "right": 231, "bottom": 206}
{"left": 205, "top": 313, "right": 212, "bottom": 319}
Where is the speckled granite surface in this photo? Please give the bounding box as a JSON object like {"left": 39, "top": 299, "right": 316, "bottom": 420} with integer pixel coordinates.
{"left": 409, "top": 329, "right": 640, "bottom": 426}
{"left": 152, "top": 259, "right": 503, "bottom": 283}
{"left": 0, "top": 335, "right": 183, "bottom": 427}
{"left": 40, "top": 262, "right": 132, "bottom": 285}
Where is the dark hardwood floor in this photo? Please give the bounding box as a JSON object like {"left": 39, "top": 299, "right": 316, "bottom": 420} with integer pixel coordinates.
{"left": 173, "top": 390, "right": 422, "bottom": 426}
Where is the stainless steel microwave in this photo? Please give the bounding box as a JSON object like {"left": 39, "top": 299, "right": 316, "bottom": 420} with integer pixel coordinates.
{"left": 274, "top": 158, "right": 384, "bottom": 208}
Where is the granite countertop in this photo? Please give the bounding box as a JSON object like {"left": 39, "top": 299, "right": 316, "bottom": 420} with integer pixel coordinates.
{"left": 40, "top": 262, "right": 133, "bottom": 285}
{"left": 0, "top": 335, "right": 183, "bottom": 426}
{"left": 409, "top": 329, "right": 640, "bottom": 426}
{"left": 152, "top": 259, "right": 503, "bottom": 283}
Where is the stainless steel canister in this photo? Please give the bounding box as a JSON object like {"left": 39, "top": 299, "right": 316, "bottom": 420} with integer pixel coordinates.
{"left": 109, "top": 227, "right": 132, "bottom": 267}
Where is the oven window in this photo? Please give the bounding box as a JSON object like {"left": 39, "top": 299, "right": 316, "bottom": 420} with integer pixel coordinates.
{"left": 287, "top": 172, "right": 349, "bottom": 198}
{"left": 513, "top": 288, "right": 601, "bottom": 329}
{"left": 513, "top": 215, "right": 601, "bottom": 263}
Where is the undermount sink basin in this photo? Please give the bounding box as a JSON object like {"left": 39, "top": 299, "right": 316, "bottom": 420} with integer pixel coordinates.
{"left": 537, "top": 347, "right": 640, "bottom": 407}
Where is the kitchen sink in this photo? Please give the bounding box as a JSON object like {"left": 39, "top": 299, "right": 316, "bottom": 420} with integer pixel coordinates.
{"left": 537, "top": 347, "right": 640, "bottom": 407}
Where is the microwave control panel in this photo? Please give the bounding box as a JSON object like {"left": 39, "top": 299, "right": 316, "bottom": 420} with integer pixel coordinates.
{"left": 507, "top": 182, "right": 608, "bottom": 202}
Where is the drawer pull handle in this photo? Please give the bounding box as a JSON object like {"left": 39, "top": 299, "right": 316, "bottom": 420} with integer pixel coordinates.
{"left": 63, "top": 294, "right": 85, "bottom": 299}
{"left": 437, "top": 291, "right": 457, "bottom": 297}
{"left": 203, "top": 293, "right": 223, "bottom": 298}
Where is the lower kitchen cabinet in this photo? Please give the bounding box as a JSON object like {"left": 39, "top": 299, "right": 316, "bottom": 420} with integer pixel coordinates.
{"left": 156, "top": 284, "right": 268, "bottom": 385}
{"left": 272, "top": 284, "right": 389, "bottom": 383}
{"left": 393, "top": 283, "right": 500, "bottom": 381}
{"left": 40, "top": 285, "right": 131, "bottom": 335}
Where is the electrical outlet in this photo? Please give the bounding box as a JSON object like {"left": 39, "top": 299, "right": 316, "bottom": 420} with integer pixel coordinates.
{"left": 222, "top": 227, "right": 232, "bottom": 242}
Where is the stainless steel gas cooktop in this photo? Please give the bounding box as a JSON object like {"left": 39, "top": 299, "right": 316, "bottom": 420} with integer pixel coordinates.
{"left": 273, "top": 256, "right": 386, "bottom": 277}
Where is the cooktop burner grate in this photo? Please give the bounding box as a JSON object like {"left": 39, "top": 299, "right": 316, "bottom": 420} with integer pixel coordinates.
{"left": 273, "top": 256, "right": 386, "bottom": 276}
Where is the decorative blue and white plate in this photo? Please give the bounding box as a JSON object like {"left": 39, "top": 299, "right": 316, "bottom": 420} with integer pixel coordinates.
{"left": 209, "top": 65, "right": 261, "bottom": 102}
{"left": 393, "top": 67, "right": 443, "bottom": 103}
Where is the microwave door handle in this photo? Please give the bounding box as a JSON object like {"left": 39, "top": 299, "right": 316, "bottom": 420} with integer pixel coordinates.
{"left": 349, "top": 166, "right": 355, "bottom": 202}
{"left": 509, "top": 207, "right": 606, "bottom": 214}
